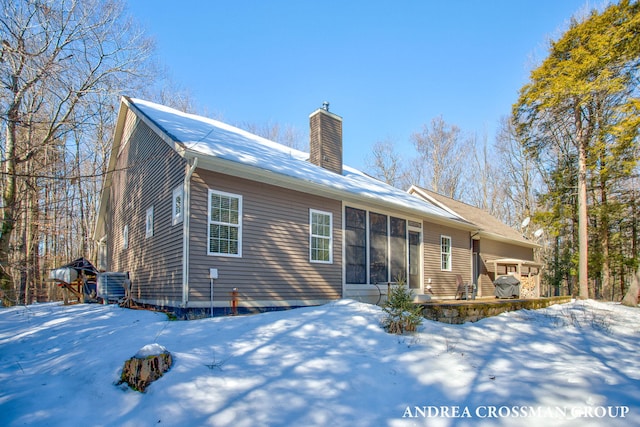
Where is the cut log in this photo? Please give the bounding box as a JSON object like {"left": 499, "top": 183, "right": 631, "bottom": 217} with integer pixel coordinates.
{"left": 119, "top": 344, "right": 172, "bottom": 392}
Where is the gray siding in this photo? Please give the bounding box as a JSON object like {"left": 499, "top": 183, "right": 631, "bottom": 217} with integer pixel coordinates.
{"left": 187, "top": 169, "right": 343, "bottom": 308}
{"left": 108, "top": 117, "right": 187, "bottom": 305}
{"left": 423, "top": 222, "right": 471, "bottom": 298}
{"left": 478, "top": 239, "right": 535, "bottom": 297}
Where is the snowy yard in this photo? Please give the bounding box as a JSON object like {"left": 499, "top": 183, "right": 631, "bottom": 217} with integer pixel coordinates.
{"left": 1, "top": 299, "right": 638, "bottom": 426}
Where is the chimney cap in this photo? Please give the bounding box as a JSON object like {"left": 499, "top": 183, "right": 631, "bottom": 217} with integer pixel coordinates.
{"left": 322, "top": 101, "right": 330, "bottom": 112}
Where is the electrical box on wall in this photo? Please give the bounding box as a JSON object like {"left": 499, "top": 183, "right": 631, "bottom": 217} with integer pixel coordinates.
{"left": 209, "top": 268, "right": 218, "bottom": 279}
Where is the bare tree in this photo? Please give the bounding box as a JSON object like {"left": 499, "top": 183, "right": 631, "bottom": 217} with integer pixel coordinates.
{"left": 238, "top": 121, "right": 307, "bottom": 151}
{"left": 467, "top": 131, "right": 510, "bottom": 220}
{"left": 494, "top": 116, "right": 540, "bottom": 227}
{"left": 365, "top": 139, "right": 405, "bottom": 188}
{"left": 410, "top": 116, "right": 472, "bottom": 199}
{"left": 0, "top": 0, "right": 154, "bottom": 304}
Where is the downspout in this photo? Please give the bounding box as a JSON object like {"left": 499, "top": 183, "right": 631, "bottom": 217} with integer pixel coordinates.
{"left": 470, "top": 232, "right": 479, "bottom": 298}
{"left": 182, "top": 157, "right": 198, "bottom": 307}
{"left": 98, "top": 235, "right": 107, "bottom": 271}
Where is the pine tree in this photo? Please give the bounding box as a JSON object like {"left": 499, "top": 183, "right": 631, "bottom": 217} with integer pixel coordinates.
{"left": 513, "top": 0, "right": 640, "bottom": 298}
{"left": 381, "top": 279, "right": 423, "bottom": 334}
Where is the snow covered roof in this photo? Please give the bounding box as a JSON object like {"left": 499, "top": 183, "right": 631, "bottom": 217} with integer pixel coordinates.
{"left": 408, "top": 185, "right": 540, "bottom": 249}
{"left": 126, "top": 98, "right": 466, "bottom": 224}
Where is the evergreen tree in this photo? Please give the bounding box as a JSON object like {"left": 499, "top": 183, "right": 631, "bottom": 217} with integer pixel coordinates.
{"left": 513, "top": 0, "right": 640, "bottom": 298}
{"left": 381, "top": 279, "right": 423, "bottom": 334}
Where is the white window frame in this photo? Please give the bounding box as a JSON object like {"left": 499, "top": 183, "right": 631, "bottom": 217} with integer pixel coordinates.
{"left": 123, "top": 225, "right": 129, "bottom": 250}
{"left": 309, "top": 209, "right": 333, "bottom": 264}
{"left": 441, "top": 235, "right": 452, "bottom": 271}
{"left": 145, "top": 206, "right": 154, "bottom": 238}
{"left": 207, "top": 189, "right": 243, "bottom": 257}
{"left": 172, "top": 186, "right": 184, "bottom": 226}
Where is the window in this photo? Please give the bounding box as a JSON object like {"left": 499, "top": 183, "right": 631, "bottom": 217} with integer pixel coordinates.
{"left": 172, "top": 186, "right": 184, "bottom": 225}
{"left": 390, "top": 217, "right": 407, "bottom": 281}
{"left": 441, "top": 235, "right": 452, "bottom": 271}
{"left": 345, "top": 206, "right": 414, "bottom": 285}
{"left": 310, "top": 210, "right": 332, "bottom": 263}
{"left": 145, "top": 206, "right": 154, "bottom": 238}
{"left": 123, "top": 225, "right": 129, "bottom": 250}
{"left": 369, "top": 212, "right": 388, "bottom": 284}
{"left": 345, "top": 207, "right": 366, "bottom": 284}
{"left": 208, "top": 190, "right": 242, "bottom": 256}
{"left": 408, "top": 230, "right": 421, "bottom": 289}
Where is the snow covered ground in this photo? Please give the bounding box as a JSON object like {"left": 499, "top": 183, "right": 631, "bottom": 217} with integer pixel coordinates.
{"left": 1, "top": 299, "right": 638, "bottom": 426}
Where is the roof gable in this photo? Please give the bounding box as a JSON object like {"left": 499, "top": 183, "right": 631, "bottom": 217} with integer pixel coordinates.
{"left": 409, "top": 185, "right": 539, "bottom": 248}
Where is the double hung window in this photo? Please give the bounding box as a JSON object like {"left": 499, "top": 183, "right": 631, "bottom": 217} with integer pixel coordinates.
{"left": 441, "top": 235, "right": 452, "bottom": 271}
{"left": 310, "top": 210, "right": 332, "bottom": 263}
{"left": 208, "top": 190, "right": 242, "bottom": 256}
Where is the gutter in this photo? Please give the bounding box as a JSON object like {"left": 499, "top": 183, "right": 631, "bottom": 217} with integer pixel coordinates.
{"left": 184, "top": 151, "right": 475, "bottom": 231}
{"left": 181, "top": 157, "right": 198, "bottom": 307}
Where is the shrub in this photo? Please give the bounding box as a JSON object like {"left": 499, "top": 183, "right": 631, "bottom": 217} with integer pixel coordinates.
{"left": 381, "top": 279, "right": 423, "bottom": 334}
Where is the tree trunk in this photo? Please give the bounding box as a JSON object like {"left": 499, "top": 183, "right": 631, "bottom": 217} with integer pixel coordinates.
{"left": 576, "top": 106, "right": 589, "bottom": 299}
{"left": 599, "top": 170, "right": 610, "bottom": 301}
{"left": 1, "top": 100, "right": 19, "bottom": 301}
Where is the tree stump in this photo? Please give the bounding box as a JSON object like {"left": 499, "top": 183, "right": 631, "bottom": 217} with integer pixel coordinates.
{"left": 119, "top": 344, "right": 172, "bottom": 392}
{"left": 621, "top": 267, "right": 640, "bottom": 307}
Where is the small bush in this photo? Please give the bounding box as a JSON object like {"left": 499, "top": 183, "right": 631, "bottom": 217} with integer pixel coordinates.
{"left": 381, "top": 279, "right": 423, "bottom": 334}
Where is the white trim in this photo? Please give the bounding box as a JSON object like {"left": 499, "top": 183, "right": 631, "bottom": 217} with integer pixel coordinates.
{"left": 441, "top": 235, "right": 452, "bottom": 271}
{"left": 207, "top": 189, "right": 243, "bottom": 257}
{"left": 407, "top": 226, "right": 423, "bottom": 292}
{"left": 408, "top": 185, "right": 467, "bottom": 221}
{"left": 182, "top": 158, "right": 198, "bottom": 306}
{"left": 309, "top": 209, "right": 333, "bottom": 264}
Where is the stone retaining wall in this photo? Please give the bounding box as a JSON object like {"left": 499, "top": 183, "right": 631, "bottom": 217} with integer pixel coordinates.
{"left": 419, "top": 296, "right": 572, "bottom": 324}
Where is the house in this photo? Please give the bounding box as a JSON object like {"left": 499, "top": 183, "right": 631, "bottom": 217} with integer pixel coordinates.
{"left": 94, "top": 97, "right": 537, "bottom": 317}
{"left": 408, "top": 186, "right": 543, "bottom": 298}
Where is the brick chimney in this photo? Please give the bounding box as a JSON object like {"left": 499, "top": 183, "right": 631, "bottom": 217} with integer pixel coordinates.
{"left": 309, "top": 102, "right": 343, "bottom": 174}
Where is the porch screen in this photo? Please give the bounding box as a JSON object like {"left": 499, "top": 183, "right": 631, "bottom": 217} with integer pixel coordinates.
{"left": 369, "top": 212, "right": 388, "bottom": 284}
{"left": 390, "top": 217, "right": 407, "bottom": 282}
{"left": 345, "top": 207, "right": 366, "bottom": 284}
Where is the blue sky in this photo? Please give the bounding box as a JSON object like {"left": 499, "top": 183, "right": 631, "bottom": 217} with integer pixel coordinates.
{"left": 127, "top": 1, "right": 592, "bottom": 170}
